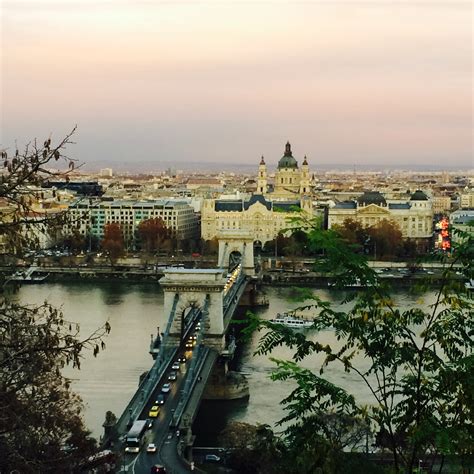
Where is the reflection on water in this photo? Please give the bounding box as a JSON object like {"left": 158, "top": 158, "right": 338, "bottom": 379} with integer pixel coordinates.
{"left": 17, "top": 282, "right": 437, "bottom": 442}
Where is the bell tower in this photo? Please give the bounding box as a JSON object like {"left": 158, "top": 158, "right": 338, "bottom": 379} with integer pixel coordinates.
{"left": 257, "top": 155, "right": 267, "bottom": 195}
{"left": 300, "top": 155, "right": 311, "bottom": 195}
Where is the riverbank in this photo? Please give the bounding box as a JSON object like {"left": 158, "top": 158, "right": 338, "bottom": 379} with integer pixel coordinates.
{"left": 0, "top": 257, "right": 464, "bottom": 286}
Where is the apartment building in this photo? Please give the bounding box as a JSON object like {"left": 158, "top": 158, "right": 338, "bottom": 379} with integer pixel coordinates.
{"left": 68, "top": 199, "right": 199, "bottom": 248}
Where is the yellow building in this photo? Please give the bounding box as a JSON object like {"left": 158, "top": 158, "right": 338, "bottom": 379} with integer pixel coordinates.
{"left": 460, "top": 189, "right": 474, "bottom": 209}
{"left": 432, "top": 195, "right": 452, "bottom": 215}
{"left": 201, "top": 194, "right": 312, "bottom": 245}
{"left": 328, "top": 190, "right": 433, "bottom": 240}
{"left": 257, "top": 142, "right": 311, "bottom": 199}
{"left": 202, "top": 142, "right": 315, "bottom": 245}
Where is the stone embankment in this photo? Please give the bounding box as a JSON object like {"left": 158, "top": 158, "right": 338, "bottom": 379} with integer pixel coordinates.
{"left": 0, "top": 257, "right": 463, "bottom": 286}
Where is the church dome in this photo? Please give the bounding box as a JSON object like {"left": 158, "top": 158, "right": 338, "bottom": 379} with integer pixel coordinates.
{"left": 278, "top": 142, "right": 298, "bottom": 169}
{"left": 410, "top": 190, "right": 428, "bottom": 201}
{"left": 357, "top": 191, "right": 387, "bottom": 206}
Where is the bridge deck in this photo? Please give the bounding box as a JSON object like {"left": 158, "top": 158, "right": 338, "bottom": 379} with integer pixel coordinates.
{"left": 113, "top": 271, "right": 249, "bottom": 473}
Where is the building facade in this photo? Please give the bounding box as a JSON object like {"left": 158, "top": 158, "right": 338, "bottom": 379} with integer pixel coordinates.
{"left": 201, "top": 194, "right": 312, "bottom": 245}
{"left": 449, "top": 209, "right": 474, "bottom": 243}
{"left": 459, "top": 189, "right": 474, "bottom": 209}
{"left": 257, "top": 142, "right": 312, "bottom": 199}
{"left": 201, "top": 142, "right": 314, "bottom": 244}
{"left": 68, "top": 199, "right": 199, "bottom": 249}
{"left": 328, "top": 190, "right": 433, "bottom": 240}
{"left": 431, "top": 195, "right": 452, "bottom": 215}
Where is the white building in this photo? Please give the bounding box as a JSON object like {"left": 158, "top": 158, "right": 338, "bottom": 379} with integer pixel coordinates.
{"left": 328, "top": 190, "right": 434, "bottom": 241}
{"left": 68, "top": 198, "right": 199, "bottom": 249}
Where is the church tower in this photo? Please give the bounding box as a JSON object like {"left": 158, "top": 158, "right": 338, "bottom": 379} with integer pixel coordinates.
{"left": 273, "top": 141, "right": 301, "bottom": 198}
{"left": 299, "top": 155, "right": 311, "bottom": 195}
{"left": 257, "top": 155, "right": 267, "bottom": 195}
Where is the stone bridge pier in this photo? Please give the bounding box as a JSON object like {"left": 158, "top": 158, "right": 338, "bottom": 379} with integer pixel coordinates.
{"left": 217, "top": 231, "right": 255, "bottom": 275}
{"left": 160, "top": 269, "right": 228, "bottom": 352}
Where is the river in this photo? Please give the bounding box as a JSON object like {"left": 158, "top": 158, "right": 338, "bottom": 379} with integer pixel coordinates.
{"left": 17, "top": 281, "right": 438, "bottom": 443}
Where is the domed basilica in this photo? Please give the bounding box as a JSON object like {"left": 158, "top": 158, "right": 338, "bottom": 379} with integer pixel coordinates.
{"left": 257, "top": 141, "right": 311, "bottom": 199}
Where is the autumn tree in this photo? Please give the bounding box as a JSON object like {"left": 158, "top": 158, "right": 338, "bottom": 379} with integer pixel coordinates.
{"left": 247, "top": 219, "right": 474, "bottom": 473}
{"left": 0, "top": 130, "right": 110, "bottom": 472}
{"left": 101, "top": 222, "right": 124, "bottom": 264}
{"left": 366, "top": 218, "right": 403, "bottom": 259}
{"left": 0, "top": 129, "right": 78, "bottom": 256}
{"left": 137, "top": 217, "right": 170, "bottom": 253}
{"left": 0, "top": 302, "right": 111, "bottom": 473}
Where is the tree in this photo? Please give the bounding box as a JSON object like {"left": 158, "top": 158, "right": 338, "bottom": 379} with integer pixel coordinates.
{"left": 247, "top": 220, "right": 474, "bottom": 473}
{"left": 220, "top": 422, "right": 284, "bottom": 474}
{"left": 101, "top": 222, "right": 124, "bottom": 264}
{"left": 0, "top": 301, "right": 111, "bottom": 473}
{"left": 1, "top": 130, "right": 110, "bottom": 472}
{"left": 59, "top": 230, "right": 86, "bottom": 254}
{"left": 0, "top": 130, "right": 78, "bottom": 256}
{"left": 333, "top": 218, "right": 367, "bottom": 249}
{"left": 201, "top": 237, "right": 219, "bottom": 256}
{"left": 366, "top": 218, "right": 403, "bottom": 259}
{"left": 283, "top": 236, "right": 302, "bottom": 272}
{"left": 137, "top": 217, "right": 169, "bottom": 253}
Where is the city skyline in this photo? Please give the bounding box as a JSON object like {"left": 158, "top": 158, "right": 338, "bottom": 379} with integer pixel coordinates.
{"left": 2, "top": 0, "right": 472, "bottom": 169}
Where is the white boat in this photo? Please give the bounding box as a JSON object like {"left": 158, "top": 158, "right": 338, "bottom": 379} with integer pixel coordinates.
{"left": 9, "top": 267, "right": 49, "bottom": 283}
{"left": 270, "top": 313, "right": 314, "bottom": 329}
{"left": 328, "top": 278, "right": 364, "bottom": 288}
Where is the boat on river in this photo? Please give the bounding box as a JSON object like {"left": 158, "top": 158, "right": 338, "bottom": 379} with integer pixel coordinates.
{"left": 328, "top": 278, "right": 364, "bottom": 288}
{"left": 270, "top": 313, "right": 314, "bottom": 329}
{"left": 9, "top": 267, "right": 49, "bottom": 283}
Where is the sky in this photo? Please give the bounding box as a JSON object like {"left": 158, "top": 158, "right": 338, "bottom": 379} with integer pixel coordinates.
{"left": 1, "top": 0, "right": 473, "bottom": 171}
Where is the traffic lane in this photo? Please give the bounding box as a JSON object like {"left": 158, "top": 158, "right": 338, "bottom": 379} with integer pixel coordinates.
{"left": 160, "top": 430, "right": 190, "bottom": 474}
{"left": 135, "top": 368, "right": 185, "bottom": 472}
{"left": 132, "top": 381, "right": 182, "bottom": 473}
{"left": 133, "top": 355, "right": 193, "bottom": 473}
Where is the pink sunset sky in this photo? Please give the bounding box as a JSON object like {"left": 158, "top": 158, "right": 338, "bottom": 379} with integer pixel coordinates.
{"left": 1, "top": 0, "right": 472, "bottom": 170}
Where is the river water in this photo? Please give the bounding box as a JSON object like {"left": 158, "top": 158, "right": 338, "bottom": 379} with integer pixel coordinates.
{"left": 17, "top": 281, "right": 438, "bottom": 443}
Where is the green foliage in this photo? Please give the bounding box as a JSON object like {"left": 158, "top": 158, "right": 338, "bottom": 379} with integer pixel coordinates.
{"left": 252, "top": 222, "right": 473, "bottom": 472}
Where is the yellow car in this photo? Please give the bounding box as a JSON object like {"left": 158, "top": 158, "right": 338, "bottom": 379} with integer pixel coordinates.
{"left": 149, "top": 405, "right": 160, "bottom": 418}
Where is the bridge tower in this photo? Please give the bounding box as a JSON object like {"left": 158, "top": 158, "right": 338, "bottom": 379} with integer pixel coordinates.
{"left": 217, "top": 231, "right": 255, "bottom": 275}
{"left": 160, "top": 269, "right": 228, "bottom": 352}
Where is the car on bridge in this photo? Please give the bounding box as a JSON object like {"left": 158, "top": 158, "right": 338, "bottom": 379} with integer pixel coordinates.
{"left": 150, "top": 465, "right": 166, "bottom": 473}
{"left": 146, "top": 443, "right": 157, "bottom": 454}
{"left": 155, "top": 394, "right": 165, "bottom": 405}
{"left": 168, "top": 371, "right": 178, "bottom": 381}
{"left": 146, "top": 418, "right": 154, "bottom": 429}
{"left": 148, "top": 406, "right": 160, "bottom": 418}
{"left": 178, "top": 355, "right": 187, "bottom": 363}
{"left": 171, "top": 361, "right": 180, "bottom": 370}
{"left": 161, "top": 383, "right": 171, "bottom": 393}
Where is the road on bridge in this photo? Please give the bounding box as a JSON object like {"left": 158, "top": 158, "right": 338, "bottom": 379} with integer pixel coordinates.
{"left": 119, "top": 346, "right": 196, "bottom": 474}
